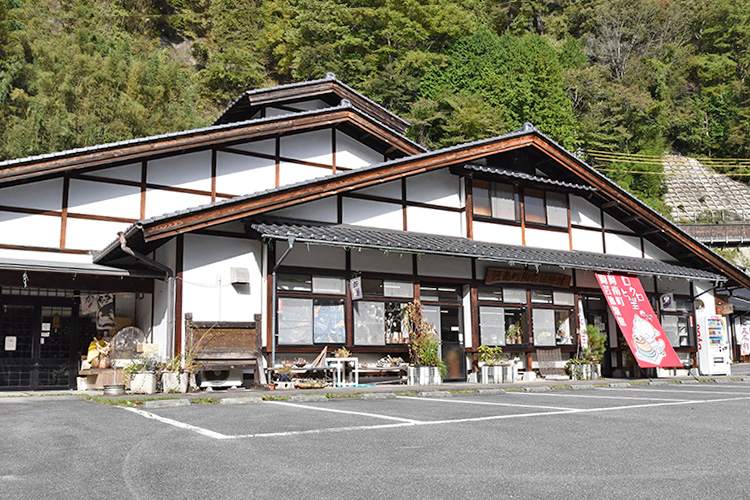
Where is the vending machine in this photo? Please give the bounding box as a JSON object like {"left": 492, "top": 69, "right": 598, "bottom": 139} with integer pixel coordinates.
{"left": 697, "top": 315, "right": 731, "bottom": 376}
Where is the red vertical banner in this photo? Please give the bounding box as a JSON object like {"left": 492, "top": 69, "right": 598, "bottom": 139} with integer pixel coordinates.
{"left": 595, "top": 273, "right": 683, "bottom": 368}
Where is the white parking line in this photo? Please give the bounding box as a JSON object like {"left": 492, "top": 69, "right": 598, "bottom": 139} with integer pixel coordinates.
{"left": 119, "top": 406, "right": 231, "bottom": 439}
{"left": 396, "top": 395, "right": 576, "bottom": 411}
{"left": 515, "top": 392, "right": 688, "bottom": 402}
{"left": 265, "top": 400, "right": 422, "bottom": 423}
{"left": 596, "top": 387, "right": 750, "bottom": 396}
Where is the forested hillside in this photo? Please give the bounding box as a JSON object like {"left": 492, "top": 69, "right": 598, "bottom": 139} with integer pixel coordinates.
{"left": 1, "top": 0, "right": 748, "bottom": 213}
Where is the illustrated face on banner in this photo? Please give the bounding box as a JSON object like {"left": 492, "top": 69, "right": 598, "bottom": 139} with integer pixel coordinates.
{"left": 631, "top": 313, "right": 667, "bottom": 365}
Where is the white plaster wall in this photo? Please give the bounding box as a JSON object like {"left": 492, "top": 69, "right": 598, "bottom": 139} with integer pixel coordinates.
{"left": 570, "top": 195, "right": 601, "bottom": 228}
{"left": 693, "top": 280, "right": 716, "bottom": 315}
{"left": 152, "top": 239, "right": 176, "bottom": 358}
{"left": 0, "top": 212, "right": 60, "bottom": 247}
{"left": 342, "top": 198, "right": 403, "bottom": 230}
{"left": 147, "top": 151, "right": 212, "bottom": 191}
{"left": 605, "top": 233, "right": 642, "bottom": 258}
{"left": 135, "top": 292, "right": 153, "bottom": 342}
{"left": 525, "top": 228, "right": 570, "bottom": 251}
{"left": 336, "top": 130, "right": 383, "bottom": 169}
{"left": 0, "top": 178, "right": 63, "bottom": 211}
{"left": 472, "top": 221, "right": 523, "bottom": 246}
{"left": 67, "top": 179, "right": 141, "bottom": 219}
{"left": 279, "top": 162, "right": 330, "bottom": 186}
{"left": 144, "top": 189, "right": 211, "bottom": 219}
{"left": 417, "top": 254, "right": 472, "bottom": 279}
{"left": 406, "top": 170, "right": 461, "bottom": 208}
{"left": 215, "top": 151, "right": 276, "bottom": 195}
{"left": 463, "top": 285, "right": 473, "bottom": 348}
{"left": 276, "top": 241, "right": 346, "bottom": 270}
{"left": 270, "top": 197, "right": 338, "bottom": 223}
{"left": 643, "top": 239, "right": 676, "bottom": 261}
{"left": 65, "top": 219, "right": 131, "bottom": 250}
{"left": 351, "top": 248, "right": 413, "bottom": 275}
{"left": 281, "top": 129, "right": 332, "bottom": 165}
{"left": 182, "top": 234, "right": 262, "bottom": 323}
{"left": 603, "top": 213, "right": 634, "bottom": 233}
{"left": 354, "top": 180, "right": 402, "bottom": 200}
{"left": 571, "top": 228, "right": 604, "bottom": 253}
{"left": 0, "top": 248, "right": 93, "bottom": 263}
{"left": 88, "top": 163, "right": 142, "bottom": 182}
{"left": 229, "top": 138, "right": 276, "bottom": 156}
{"left": 115, "top": 293, "right": 136, "bottom": 318}
{"left": 406, "top": 206, "right": 463, "bottom": 237}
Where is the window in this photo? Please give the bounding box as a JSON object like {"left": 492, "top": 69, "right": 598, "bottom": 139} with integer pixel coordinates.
{"left": 532, "top": 308, "right": 575, "bottom": 346}
{"left": 524, "top": 189, "right": 546, "bottom": 224}
{"left": 276, "top": 274, "right": 346, "bottom": 345}
{"left": 353, "top": 278, "right": 413, "bottom": 345}
{"left": 421, "top": 284, "right": 461, "bottom": 302}
{"left": 479, "top": 306, "right": 527, "bottom": 346}
{"left": 660, "top": 297, "right": 694, "bottom": 347}
{"left": 472, "top": 181, "right": 519, "bottom": 221}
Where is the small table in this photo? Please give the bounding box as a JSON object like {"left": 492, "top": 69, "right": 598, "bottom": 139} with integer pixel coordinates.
{"left": 325, "top": 357, "right": 359, "bottom": 387}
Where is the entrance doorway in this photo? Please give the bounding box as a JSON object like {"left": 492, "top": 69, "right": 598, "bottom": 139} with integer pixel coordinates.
{"left": 0, "top": 299, "right": 78, "bottom": 390}
{"left": 421, "top": 283, "right": 466, "bottom": 381}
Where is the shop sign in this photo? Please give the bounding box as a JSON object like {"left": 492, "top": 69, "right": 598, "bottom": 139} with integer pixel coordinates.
{"left": 350, "top": 276, "right": 363, "bottom": 300}
{"left": 595, "top": 273, "right": 683, "bottom": 368}
{"left": 716, "top": 303, "right": 734, "bottom": 315}
{"left": 578, "top": 298, "right": 588, "bottom": 349}
{"left": 485, "top": 268, "right": 571, "bottom": 287}
{"left": 738, "top": 325, "right": 750, "bottom": 357}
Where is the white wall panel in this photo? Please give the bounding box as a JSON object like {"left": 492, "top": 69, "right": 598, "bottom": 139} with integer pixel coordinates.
{"left": 354, "top": 180, "right": 402, "bottom": 200}
{"left": 270, "top": 197, "right": 338, "bottom": 223}
{"left": 570, "top": 195, "right": 601, "bottom": 228}
{"left": 336, "top": 130, "right": 383, "bottom": 169}
{"left": 406, "top": 206, "right": 462, "bottom": 237}
{"left": 643, "top": 239, "right": 676, "bottom": 261}
{"left": 67, "top": 179, "right": 141, "bottom": 219}
{"left": 151, "top": 239, "right": 176, "bottom": 358}
{"left": 406, "top": 170, "right": 461, "bottom": 208}
{"left": 228, "top": 138, "right": 276, "bottom": 156}
{"left": 525, "top": 228, "right": 570, "bottom": 251}
{"left": 605, "top": 233, "right": 642, "bottom": 258}
{"left": 277, "top": 241, "right": 346, "bottom": 270}
{"left": 65, "top": 218, "right": 130, "bottom": 250}
{"left": 0, "top": 211, "right": 60, "bottom": 247}
{"left": 182, "top": 234, "right": 262, "bottom": 322}
{"left": 279, "top": 162, "right": 330, "bottom": 186}
{"left": 88, "top": 163, "right": 141, "bottom": 182}
{"left": 351, "top": 248, "right": 413, "bottom": 275}
{"left": 418, "top": 254, "right": 472, "bottom": 279}
{"left": 281, "top": 129, "right": 332, "bottom": 165}
{"left": 215, "top": 151, "right": 276, "bottom": 195}
{"left": 0, "top": 178, "right": 63, "bottom": 211}
{"left": 342, "top": 198, "right": 403, "bottom": 230}
{"left": 144, "top": 189, "right": 211, "bottom": 219}
{"left": 571, "top": 228, "right": 604, "bottom": 253}
{"left": 472, "top": 221, "right": 523, "bottom": 246}
{"left": 147, "top": 151, "right": 211, "bottom": 191}
{"left": 0, "top": 248, "right": 92, "bottom": 263}
{"left": 135, "top": 292, "right": 153, "bottom": 341}
{"left": 603, "top": 212, "right": 634, "bottom": 233}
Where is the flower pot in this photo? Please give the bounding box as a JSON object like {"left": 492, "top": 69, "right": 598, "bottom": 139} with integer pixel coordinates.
{"left": 569, "top": 363, "right": 601, "bottom": 380}
{"left": 407, "top": 366, "right": 442, "bottom": 386}
{"left": 161, "top": 372, "right": 188, "bottom": 393}
{"left": 480, "top": 363, "right": 517, "bottom": 383}
{"left": 130, "top": 372, "right": 157, "bottom": 394}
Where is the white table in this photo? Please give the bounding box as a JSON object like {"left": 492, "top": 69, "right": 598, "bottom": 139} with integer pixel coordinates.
{"left": 325, "top": 357, "right": 359, "bottom": 387}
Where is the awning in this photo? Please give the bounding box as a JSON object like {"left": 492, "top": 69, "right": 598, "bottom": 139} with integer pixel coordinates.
{"left": 595, "top": 273, "right": 683, "bottom": 368}
{"left": 247, "top": 218, "right": 726, "bottom": 282}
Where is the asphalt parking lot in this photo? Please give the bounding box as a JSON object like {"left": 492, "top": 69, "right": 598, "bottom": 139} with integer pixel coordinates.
{"left": 4, "top": 381, "right": 750, "bottom": 500}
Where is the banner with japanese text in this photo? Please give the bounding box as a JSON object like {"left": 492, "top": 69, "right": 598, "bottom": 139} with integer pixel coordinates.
{"left": 595, "top": 273, "right": 683, "bottom": 368}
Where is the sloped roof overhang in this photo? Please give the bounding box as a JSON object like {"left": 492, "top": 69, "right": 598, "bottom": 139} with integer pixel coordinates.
{"left": 0, "top": 105, "right": 424, "bottom": 185}
{"left": 247, "top": 219, "right": 725, "bottom": 283}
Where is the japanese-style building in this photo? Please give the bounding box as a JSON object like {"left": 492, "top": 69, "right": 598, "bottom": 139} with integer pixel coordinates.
{"left": 0, "top": 74, "right": 745, "bottom": 390}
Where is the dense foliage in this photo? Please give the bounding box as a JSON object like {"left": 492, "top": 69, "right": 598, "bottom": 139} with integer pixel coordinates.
{"left": 1, "top": 0, "right": 749, "bottom": 210}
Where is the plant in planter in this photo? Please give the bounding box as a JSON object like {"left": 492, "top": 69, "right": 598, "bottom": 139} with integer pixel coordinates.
{"left": 477, "top": 344, "right": 517, "bottom": 383}
{"left": 159, "top": 353, "right": 198, "bottom": 393}
{"left": 276, "top": 363, "right": 293, "bottom": 382}
{"left": 567, "top": 324, "right": 607, "bottom": 380}
{"left": 505, "top": 322, "right": 522, "bottom": 345}
{"left": 124, "top": 355, "right": 160, "bottom": 394}
{"left": 405, "top": 301, "right": 446, "bottom": 385}
{"left": 333, "top": 347, "right": 351, "bottom": 358}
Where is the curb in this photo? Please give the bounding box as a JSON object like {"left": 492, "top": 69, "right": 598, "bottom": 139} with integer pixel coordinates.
{"left": 289, "top": 395, "right": 328, "bottom": 403}
{"left": 417, "top": 391, "right": 452, "bottom": 398}
{"left": 361, "top": 393, "right": 397, "bottom": 400}
{"left": 141, "top": 399, "right": 190, "bottom": 409}
{"left": 220, "top": 397, "right": 264, "bottom": 405}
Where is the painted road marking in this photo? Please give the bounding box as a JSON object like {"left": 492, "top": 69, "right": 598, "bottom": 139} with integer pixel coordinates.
{"left": 596, "top": 387, "right": 750, "bottom": 396}
{"left": 264, "top": 400, "right": 422, "bottom": 423}
{"left": 396, "top": 395, "right": 576, "bottom": 411}
{"left": 514, "top": 392, "right": 689, "bottom": 402}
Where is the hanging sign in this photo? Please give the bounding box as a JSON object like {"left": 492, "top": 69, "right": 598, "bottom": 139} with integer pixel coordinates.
{"left": 595, "top": 273, "right": 683, "bottom": 368}
{"left": 485, "top": 268, "right": 571, "bottom": 287}
{"left": 349, "top": 277, "right": 363, "bottom": 300}
{"left": 578, "top": 298, "right": 588, "bottom": 349}
{"left": 739, "top": 324, "right": 750, "bottom": 357}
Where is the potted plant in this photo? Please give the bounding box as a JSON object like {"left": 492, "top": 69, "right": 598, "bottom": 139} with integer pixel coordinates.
{"left": 405, "top": 301, "right": 446, "bottom": 385}
{"left": 505, "top": 322, "right": 522, "bottom": 345}
{"left": 567, "top": 324, "right": 606, "bottom": 380}
{"left": 124, "top": 355, "right": 159, "bottom": 394}
{"left": 159, "top": 353, "right": 197, "bottom": 393}
{"left": 477, "top": 344, "right": 514, "bottom": 383}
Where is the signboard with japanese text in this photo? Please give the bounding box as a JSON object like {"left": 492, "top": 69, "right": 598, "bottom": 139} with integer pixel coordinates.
{"left": 595, "top": 273, "right": 683, "bottom": 368}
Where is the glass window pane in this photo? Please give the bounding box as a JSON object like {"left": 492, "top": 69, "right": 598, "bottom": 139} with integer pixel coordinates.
{"left": 480, "top": 307, "right": 505, "bottom": 346}
{"left": 555, "top": 309, "right": 574, "bottom": 345}
{"left": 473, "top": 180, "right": 492, "bottom": 216}
{"left": 420, "top": 286, "right": 439, "bottom": 302}
{"left": 384, "top": 280, "right": 413, "bottom": 298}
{"left": 553, "top": 291, "right": 574, "bottom": 306}
{"left": 362, "top": 278, "right": 384, "bottom": 297}
{"left": 524, "top": 188, "right": 546, "bottom": 224}
{"left": 312, "top": 276, "right": 346, "bottom": 295}
{"left": 278, "top": 298, "right": 312, "bottom": 344}
{"left": 491, "top": 183, "right": 517, "bottom": 220}
{"left": 503, "top": 288, "right": 527, "bottom": 304}
{"left": 478, "top": 287, "right": 503, "bottom": 302}
{"left": 531, "top": 289, "right": 553, "bottom": 304}
{"left": 532, "top": 309, "right": 556, "bottom": 346}
{"left": 313, "top": 298, "right": 345, "bottom": 343}
{"left": 661, "top": 315, "right": 680, "bottom": 347}
{"left": 546, "top": 191, "right": 568, "bottom": 227}
{"left": 504, "top": 308, "right": 527, "bottom": 344}
{"left": 385, "top": 302, "right": 408, "bottom": 344}
{"left": 277, "top": 274, "right": 312, "bottom": 292}
{"left": 354, "top": 301, "right": 385, "bottom": 345}
{"left": 422, "top": 305, "right": 441, "bottom": 336}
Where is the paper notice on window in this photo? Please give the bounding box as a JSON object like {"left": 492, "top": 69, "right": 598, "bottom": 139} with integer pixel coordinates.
{"left": 5, "top": 336, "right": 17, "bottom": 351}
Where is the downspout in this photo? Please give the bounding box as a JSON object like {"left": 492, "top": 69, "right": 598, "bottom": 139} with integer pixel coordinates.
{"left": 119, "top": 232, "right": 176, "bottom": 359}
{"left": 270, "top": 236, "right": 295, "bottom": 368}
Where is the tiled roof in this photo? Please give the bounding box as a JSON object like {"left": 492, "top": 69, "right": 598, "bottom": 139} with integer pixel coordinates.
{"left": 248, "top": 219, "right": 725, "bottom": 282}
{"left": 463, "top": 164, "right": 596, "bottom": 192}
